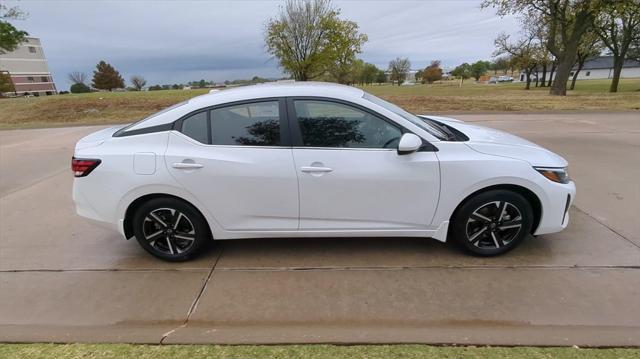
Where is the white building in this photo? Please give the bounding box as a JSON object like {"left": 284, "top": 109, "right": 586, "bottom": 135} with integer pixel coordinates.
{"left": 523, "top": 56, "right": 640, "bottom": 82}
{"left": 0, "top": 37, "right": 57, "bottom": 96}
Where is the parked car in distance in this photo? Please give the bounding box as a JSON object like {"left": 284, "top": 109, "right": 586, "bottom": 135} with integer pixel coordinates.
{"left": 498, "top": 75, "right": 514, "bottom": 82}
{"left": 72, "top": 82, "right": 575, "bottom": 261}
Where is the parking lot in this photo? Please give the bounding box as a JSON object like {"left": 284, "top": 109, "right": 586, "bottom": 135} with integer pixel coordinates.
{"left": 0, "top": 112, "right": 639, "bottom": 346}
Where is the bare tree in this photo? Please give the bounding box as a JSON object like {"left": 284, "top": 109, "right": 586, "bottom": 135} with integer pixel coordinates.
{"left": 130, "top": 75, "right": 147, "bottom": 91}
{"left": 388, "top": 57, "right": 411, "bottom": 86}
{"left": 68, "top": 71, "right": 87, "bottom": 85}
{"left": 593, "top": 0, "right": 640, "bottom": 92}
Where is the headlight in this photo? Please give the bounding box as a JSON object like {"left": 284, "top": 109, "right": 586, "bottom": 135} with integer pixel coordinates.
{"left": 534, "top": 167, "right": 570, "bottom": 184}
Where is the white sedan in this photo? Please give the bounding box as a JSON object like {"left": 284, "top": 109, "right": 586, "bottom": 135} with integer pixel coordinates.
{"left": 72, "top": 82, "right": 575, "bottom": 261}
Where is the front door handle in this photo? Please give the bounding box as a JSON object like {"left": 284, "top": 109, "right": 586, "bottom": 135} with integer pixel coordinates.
{"left": 301, "top": 166, "right": 333, "bottom": 173}
{"left": 172, "top": 162, "right": 204, "bottom": 169}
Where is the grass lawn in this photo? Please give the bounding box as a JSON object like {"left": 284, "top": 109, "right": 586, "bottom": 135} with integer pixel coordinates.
{"left": 1, "top": 344, "right": 639, "bottom": 359}
{"left": 0, "top": 78, "right": 638, "bottom": 130}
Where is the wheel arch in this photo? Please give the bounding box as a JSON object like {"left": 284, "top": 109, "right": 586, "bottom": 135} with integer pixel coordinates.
{"left": 449, "top": 184, "right": 542, "bottom": 235}
{"left": 123, "top": 193, "right": 212, "bottom": 240}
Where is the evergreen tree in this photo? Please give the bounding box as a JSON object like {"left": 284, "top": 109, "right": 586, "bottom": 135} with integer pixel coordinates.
{"left": 91, "top": 61, "right": 125, "bottom": 91}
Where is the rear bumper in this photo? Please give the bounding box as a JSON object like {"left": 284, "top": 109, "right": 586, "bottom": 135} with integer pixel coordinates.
{"left": 534, "top": 181, "right": 576, "bottom": 235}
{"left": 72, "top": 179, "right": 119, "bottom": 232}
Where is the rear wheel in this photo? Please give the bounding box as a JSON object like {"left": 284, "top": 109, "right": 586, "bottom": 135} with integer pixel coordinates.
{"left": 132, "top": 197, "right": 210, "bottom": 261}
{"left": 451, "top": 190, "right": 533, "bottom": 256}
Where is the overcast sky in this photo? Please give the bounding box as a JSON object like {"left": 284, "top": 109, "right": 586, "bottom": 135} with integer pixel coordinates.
{"left": 7, "top": 0, "right": 519, "bottom": 90}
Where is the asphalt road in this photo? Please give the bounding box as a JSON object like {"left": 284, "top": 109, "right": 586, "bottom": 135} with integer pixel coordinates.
{"left": 0, "top": 113, "right": 639, "bottom": 346}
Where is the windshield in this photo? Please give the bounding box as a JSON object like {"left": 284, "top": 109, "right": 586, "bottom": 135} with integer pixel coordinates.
{"left": 362, "top": 93, "right": 447, "bottom": 140}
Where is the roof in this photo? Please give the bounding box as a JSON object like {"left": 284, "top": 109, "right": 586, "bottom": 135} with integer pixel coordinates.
{"left": 578, "top": 56, "right": 640, "bottom": 70}
{"left": 126, "top": 82, "right": 366, "bottom": 131}
{"left": 188, "top": 81, "right": 364, "bottom": 109}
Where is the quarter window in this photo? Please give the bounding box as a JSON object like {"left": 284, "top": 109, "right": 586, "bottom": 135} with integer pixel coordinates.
{"left": 181, "top": 112, "right": 208, "bottom": 143}
{"left": 293, "top": 100, "right": 402, "bottom": 149}
{"left": 210, "top": 101, "right": 280, "bottom": 146}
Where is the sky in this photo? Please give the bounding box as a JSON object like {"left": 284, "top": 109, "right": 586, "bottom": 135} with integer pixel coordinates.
{"left": 6, "top": 0, "right": 520, "bottom": 90}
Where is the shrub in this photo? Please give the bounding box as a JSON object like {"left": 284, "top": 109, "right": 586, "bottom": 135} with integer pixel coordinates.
{"left": 70, "top": 83, "right": 91, "bottom": 93}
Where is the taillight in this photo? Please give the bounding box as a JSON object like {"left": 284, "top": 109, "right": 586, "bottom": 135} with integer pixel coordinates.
{"left": 71, "top": 157, "right": 101, "bottom": 177}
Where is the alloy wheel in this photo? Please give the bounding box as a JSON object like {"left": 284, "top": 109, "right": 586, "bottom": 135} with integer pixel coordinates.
{"left": 465, "top": 201, "right": 523, "bottom": 249}
{"left": 142, "top": 207, "right": 196, "bottom": 255}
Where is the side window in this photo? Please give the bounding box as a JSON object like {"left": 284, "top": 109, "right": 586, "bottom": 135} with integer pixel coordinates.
{"left": 294, "top": 100, "right": 402, "bottom": 148}
{"left": 181, "top": 112, "right": 208, "bottom": 143}
{"left": 210, "top": 101, "right": 280, "bottom": 146}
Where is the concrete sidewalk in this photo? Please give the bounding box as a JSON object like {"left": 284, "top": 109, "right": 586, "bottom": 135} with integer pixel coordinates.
{"left": 0, "top": 113, "right": 639, "bottom": 346}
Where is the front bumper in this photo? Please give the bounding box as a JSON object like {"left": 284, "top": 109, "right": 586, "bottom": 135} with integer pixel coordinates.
{"left": 534, "top": 180, "right": 576, "bottom": 235}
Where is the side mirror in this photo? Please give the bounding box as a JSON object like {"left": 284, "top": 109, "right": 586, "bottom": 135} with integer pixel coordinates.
{"left": 397, "top": 133, "right": 422, "bottom": 155}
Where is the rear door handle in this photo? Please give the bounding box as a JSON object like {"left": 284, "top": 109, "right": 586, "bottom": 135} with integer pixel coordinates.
{"left": 301, "top": 166, "right": 333, "bottom": 173}
{"left": 172, "top": 162, "right": 204, "bottom": 169}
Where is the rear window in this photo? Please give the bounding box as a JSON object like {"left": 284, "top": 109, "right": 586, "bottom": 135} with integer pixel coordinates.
{"left": 113, "top": 101, "right": 188, "bottom": 136}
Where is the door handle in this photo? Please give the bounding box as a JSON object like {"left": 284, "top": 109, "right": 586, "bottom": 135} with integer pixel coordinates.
{"left": 172, "top": 162, "right": 204, "bottom": 169}
{"left": 301, "top": 166, "right": 333, "bottom": 173}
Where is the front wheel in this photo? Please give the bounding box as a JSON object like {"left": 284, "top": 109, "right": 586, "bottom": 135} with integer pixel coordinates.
{"left": 451, "top": 190, "right": 533, "bottom": 256}
{"left": 132, "top": 197, "right": 210, "bottom": 261}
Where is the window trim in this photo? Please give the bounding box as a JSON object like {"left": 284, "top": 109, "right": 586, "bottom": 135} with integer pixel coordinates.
{"left": 174, "top": 98, "right": 290, "bottom": 147}
{"left": 285, "top": 97, "right": 437, "bottom": 151}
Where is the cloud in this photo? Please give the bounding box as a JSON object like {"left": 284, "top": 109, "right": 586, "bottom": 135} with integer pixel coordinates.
{"left": 6, "top": 0, "right": 519, "bottom": 89}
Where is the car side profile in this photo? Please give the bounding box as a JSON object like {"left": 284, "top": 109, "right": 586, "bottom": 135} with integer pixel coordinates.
{"left": 72, "top": 82, "right": 575, "bottom": 261}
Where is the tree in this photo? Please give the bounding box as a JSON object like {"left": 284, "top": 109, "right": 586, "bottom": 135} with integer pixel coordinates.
{"left": 470, "top": 60, "right": 491, "bottom": 81}
{"left": 484, "top": 0, "right": 604, "bottom": 96}
{"left": 414, "top": 69, "right": 424, "bottom": 83}
{"left": 0, "top": 4, "right": 28, "bottom": 54}
{"left": 375, "top": 69, "right": 387, "bottom": 84}
{"left": 593, "top": 0, "right": 640, "bottom": 92}
{"left": 358, "top": 62, "right": 379, "bottom": 85}
{"left": 68, "top": 71, "right": 87, "bottom": 85}
{"left": 494, "top": 32, "right": 541, "bottom": 89}
{"left": 451, "top": 63, "right": 472, "bottom": 85}
{"left": 70, "top": 83, "right": 91, "bottom": 93}
{"left": 629, "top": 38, "right": 640, "bottom": 61}
{"left": 570, "top": 31, "right": 603, "bottom": 90}
{"left": 388, "top": 57, "right": 410, "bottom": 85}
{"left": 326, "top": 15, "right": 368, "bottom": 84}
{"left": 422, "top": 60, "right": 443, "bottom": 84}
{"left": 130, "top": 75, "right": 147, "bottom": 91}
{"left": 91, "top": 61, "right": 124, "bottom": 91}
{"left": 493, "top": 56, "right": 511, "bottom": 74}
{"left": 265, "top": 0, "right": 367, "bottom": 81}
{"left": 0, "top": 71, "right": 14, "bottom": 95}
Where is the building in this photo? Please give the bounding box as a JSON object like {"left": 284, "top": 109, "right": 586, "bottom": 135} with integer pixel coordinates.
{"left": 0, "top": 37, "right": 57, "bottom": 96}
{"left": 522, "top": 55, "right": 640, "bottom": 82}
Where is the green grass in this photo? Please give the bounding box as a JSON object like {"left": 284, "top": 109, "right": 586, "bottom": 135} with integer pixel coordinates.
{"left": 0, "top": 78, "right": 638, "bottom": 130}
{"left": 0, "top": 344, "right": 638, "bottom": 359}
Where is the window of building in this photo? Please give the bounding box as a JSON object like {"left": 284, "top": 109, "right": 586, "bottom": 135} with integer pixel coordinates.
{"left": 293, "top": 100, "right": 402, "bottom": 149}
{"left": 27, "top": 77, "right": 34, "bottom": 82}
{"left": 210, "top": 101, "right": 281, "bottom": 146}
{"left": 41, "top": 76, "right": 48, "bottom": 82}
{"left": 28, "top": 47, "right": 36, "bottom": 53}
{"left": 586, "top": 71, "right": 591, "bottom": 76}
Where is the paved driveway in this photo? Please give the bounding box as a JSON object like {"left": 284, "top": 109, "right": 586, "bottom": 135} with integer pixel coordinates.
{"left": 0, "top": 113, "right": 639, "bottom": 346}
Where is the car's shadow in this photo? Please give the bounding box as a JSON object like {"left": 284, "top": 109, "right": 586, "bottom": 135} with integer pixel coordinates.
{"left": 209, "top": 234, "right": 556, "bottom": 269}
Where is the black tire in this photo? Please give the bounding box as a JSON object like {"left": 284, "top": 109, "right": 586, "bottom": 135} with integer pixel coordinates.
{"left": 451, "top": 190, "right": 533, "bottom": 256}
{"left": 132, "top": 197, "right": 210, "bottom": 261}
